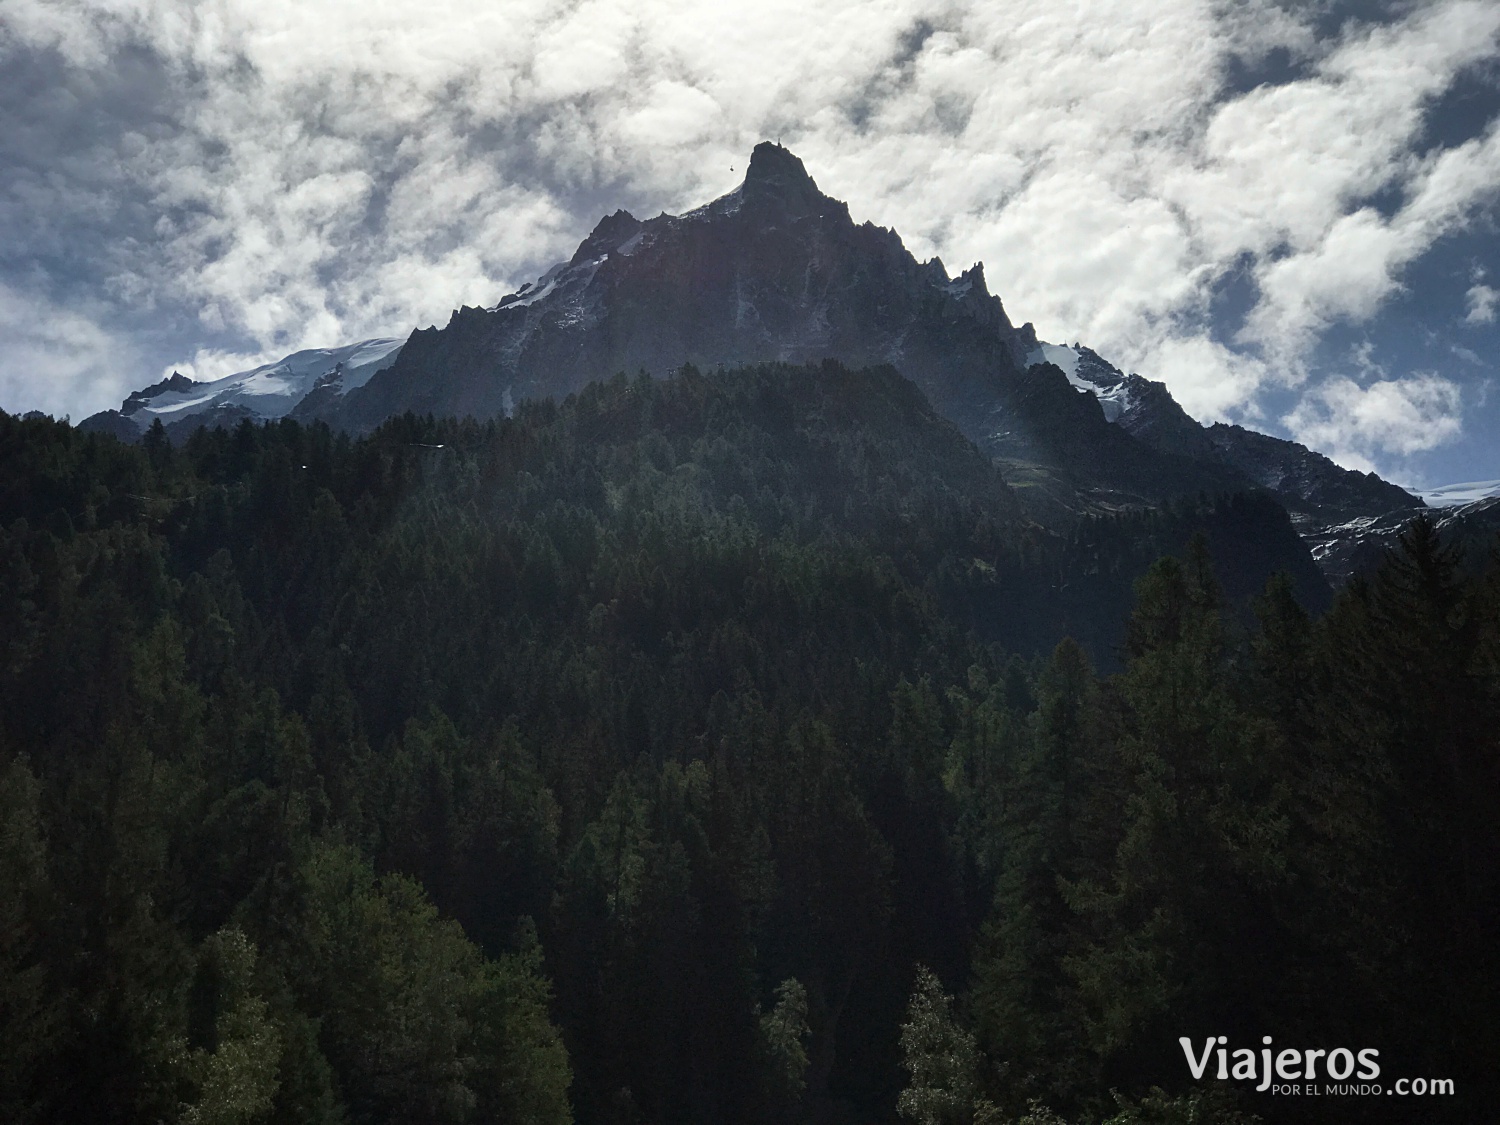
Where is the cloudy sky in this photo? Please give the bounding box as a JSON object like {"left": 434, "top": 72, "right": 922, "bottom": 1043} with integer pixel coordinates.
{"left": 3, "top": 0, "right": 1499, "bottom": 487}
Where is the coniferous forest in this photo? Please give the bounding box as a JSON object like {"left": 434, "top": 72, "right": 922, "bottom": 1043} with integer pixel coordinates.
{"left": 1, "top": 362, "right": 1496, "bottom": 1124}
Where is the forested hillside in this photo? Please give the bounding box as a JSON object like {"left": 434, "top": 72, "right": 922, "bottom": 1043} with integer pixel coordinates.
{"left": 2, "top": 363, "right": 1495, "bottom": 1124}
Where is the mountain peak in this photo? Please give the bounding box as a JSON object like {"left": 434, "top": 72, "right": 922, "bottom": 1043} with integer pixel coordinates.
{"left": 742, "top": 142, "right": 823, "bottom": 211}
{"left": 572, "top": 209, "right": 643, "bottom": 264}
{"left": 746, "top": 141, "right": 814, "bottom": 184}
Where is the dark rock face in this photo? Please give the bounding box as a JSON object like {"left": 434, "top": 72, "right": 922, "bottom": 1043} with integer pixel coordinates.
{"left": 321, "top": 143, "right": 1250, "bottom": 514}
{"left": 328, "top": 144, "right": 1030, "bottom": 438}
{"left": 1117, "top": 382, "right": 1219, "bottom": 461}
{"left": 288, "top": 362, "right": 349, "bottom": 423}
{"left": 1206, "top": 423, "right": 1422, "bottom": 527}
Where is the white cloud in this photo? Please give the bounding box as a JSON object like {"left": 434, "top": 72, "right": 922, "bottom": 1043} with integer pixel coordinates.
{"left": 0, "top": 0, "right": 1497, "bottom": 477}
{"left": 1467, "top": 283, "right": 1499, "bottom": 324}
{"left": 1130, "top": 332, "right": 1270, "bottom": 422}
{"left": 1199, "top": 5, "right": 1500, "bottom": 371}
{"left": 1283, "top": 372, "right": 1465, "bottom": 472}
{"left": 0, "top": 282, "right": 136, "bottom": 419}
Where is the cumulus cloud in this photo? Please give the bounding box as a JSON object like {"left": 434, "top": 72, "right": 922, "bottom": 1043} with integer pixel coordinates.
{"left": 0, "top": 0, "right": 1497, "bottom": 477}
{"left": 1468, "top": 282, "right": 1499, "bottom": 324}
{"left": 1283, "top": 372, "right": 1465, "bottom": 473}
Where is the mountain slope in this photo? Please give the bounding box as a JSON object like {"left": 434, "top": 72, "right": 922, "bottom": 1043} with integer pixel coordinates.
{"left": 1205, "top": 422, "right": 1422, "bottom": 527}
{"left": 12, "top": 358, "right": 1328, "bottom": 664}
{"left": 1021, "top": 341, "right": 1426, "bottom": 576}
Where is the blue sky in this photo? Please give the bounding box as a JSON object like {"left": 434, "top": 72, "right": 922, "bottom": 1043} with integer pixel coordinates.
{"left": 2, "top": 0, "right": 1498, "bottom": 489}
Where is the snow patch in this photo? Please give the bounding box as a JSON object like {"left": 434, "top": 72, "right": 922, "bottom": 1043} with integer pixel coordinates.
{"left": 1090, "top": 382, "right": 1134, "bottom": 423}
{"left": 493, "top": 256, "right": 606, "bottom": 326}
{"left": 146, "top": 393, "right": 217, "bottom": 416}
{"left": 130, "top": 337, "right": 405, "bottom": 426}
{"left": 1026, "top": 343, "right": 1081, "bottom": 380}
{"left": 680, "top": 185, "right": 744, "bottom": 223}
{"left": 496, "top": 261, "right": 567, "bottom": 311}
{"left": 1027, "top": 342, "right": 1135, "bottom": 422}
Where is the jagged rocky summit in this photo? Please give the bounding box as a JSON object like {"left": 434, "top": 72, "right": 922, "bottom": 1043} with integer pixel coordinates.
{"left": 325, "top": 144, "right": 1035, "bottom": 436}
{"left": 84, "top": 142, "right": 1425, "bottom": 578}
{"left": 310, "top": 144, "right": 1258, "bottom": 515}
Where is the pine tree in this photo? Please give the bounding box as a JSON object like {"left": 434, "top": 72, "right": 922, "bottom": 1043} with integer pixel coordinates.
{"left": 759, "top": 977, "right": 811, "bottom": 1116}
{"left": 897, "top": 966, "right": 989, "bottom": 1125}
{"left": 970, "top": 639, "right": 1106, "bottom": 1108}
{"left": 1059, "top": 544, "right": 1292, "bottom": 1087}
{"left": 177, "top": 928, "right": 281, "bottom": 1125}
{"left": 0, "top": 756, "right": 56, "bottom": 1124}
